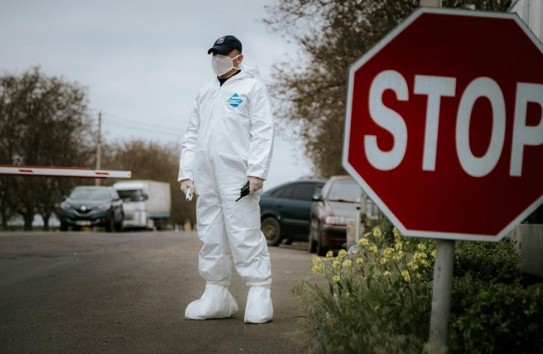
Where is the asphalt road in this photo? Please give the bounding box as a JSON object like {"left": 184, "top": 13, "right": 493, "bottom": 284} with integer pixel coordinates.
{"left": 0, "top": 231, "right": 316, "bottom": 353}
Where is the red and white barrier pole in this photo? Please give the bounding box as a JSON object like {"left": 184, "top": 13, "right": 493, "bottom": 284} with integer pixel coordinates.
{"left": 0, "top": 166, "right": 131, "bottom": 179}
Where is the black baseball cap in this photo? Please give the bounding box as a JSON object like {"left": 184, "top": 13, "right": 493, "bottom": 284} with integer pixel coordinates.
{"left": 207, "top": 35, "right": 242, "bottom": 55}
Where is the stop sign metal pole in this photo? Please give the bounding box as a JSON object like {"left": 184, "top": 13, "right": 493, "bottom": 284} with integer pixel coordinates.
{"left": 429, "top": 240, "right": 454, "bottom": 346}
{"left": 418, "top": 1, "right": 454, "bottom": 348}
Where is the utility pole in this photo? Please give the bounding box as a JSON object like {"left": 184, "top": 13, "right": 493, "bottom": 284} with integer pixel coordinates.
{"left": 420, "top": 0, "right": 442, "bottom": 6}
{"left": 95, "top": 112, "right": 102, "bottom": 186}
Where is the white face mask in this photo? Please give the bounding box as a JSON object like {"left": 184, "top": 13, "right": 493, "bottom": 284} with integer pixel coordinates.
{"left": 211, "top": 54, "right": 240, "bottom": 76}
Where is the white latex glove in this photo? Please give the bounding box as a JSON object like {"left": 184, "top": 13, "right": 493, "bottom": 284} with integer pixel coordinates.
{"left": 180, "top": 179, "right": 195, "bottom": 196}
{"left": 248, "top": 176, "right": 264, "bottom": 194}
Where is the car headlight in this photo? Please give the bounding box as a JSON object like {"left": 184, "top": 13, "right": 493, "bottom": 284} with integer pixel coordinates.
{"left": 325, "top": 216, "right": 348, "bottom": 225}
{"left": 97, "top": 203, "right": 111, "bottom": 211}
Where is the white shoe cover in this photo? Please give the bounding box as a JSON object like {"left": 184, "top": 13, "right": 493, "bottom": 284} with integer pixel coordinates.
{"left": 244, "top": 286, "right": 273, "bottom": 324}
{"left": 185, "top": 284, "right": 239, "bottom": 320}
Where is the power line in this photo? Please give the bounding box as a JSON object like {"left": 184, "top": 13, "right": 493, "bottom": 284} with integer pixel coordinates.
{"left": 90, "top": 110, "right": 183, "bottom": 139}
{"left": 105, "top": 114, "right": 179, "bottom": 130}
{"left": 104, "top": 118, "right": 179, "bottom": 135}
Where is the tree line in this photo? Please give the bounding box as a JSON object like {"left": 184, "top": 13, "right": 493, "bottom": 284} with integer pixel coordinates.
{"left": 265, "top": 0, "right": 512, "bottom": 177}
{"left": 0, "top": 1, "right": 515, "bottom": 230}
{"left": 0, "top": 67, "right": 194, "bottom": 230}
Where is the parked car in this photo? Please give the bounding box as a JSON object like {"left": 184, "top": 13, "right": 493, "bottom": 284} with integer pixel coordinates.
{"left": 59, "top": 186, "right": 124, "bottom": 232}
{"left": 259, "top": 179, "right": 327, "bottom": 246}
{"left": 309, "top": 175, "right": 365, "bottom": 256}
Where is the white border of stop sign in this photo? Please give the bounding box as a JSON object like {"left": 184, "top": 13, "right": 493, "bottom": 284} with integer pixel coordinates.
{"left": 343, "top": 8, "right": 543, "bottom": 241}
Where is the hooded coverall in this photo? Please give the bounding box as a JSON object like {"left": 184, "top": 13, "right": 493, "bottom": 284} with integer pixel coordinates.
{"left": 178, "top": 67, "right": 274, "bottom": 323}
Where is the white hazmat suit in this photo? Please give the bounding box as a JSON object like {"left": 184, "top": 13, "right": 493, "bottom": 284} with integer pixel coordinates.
{"left": 178, "top": 66, "right": 274, "bottom": 324}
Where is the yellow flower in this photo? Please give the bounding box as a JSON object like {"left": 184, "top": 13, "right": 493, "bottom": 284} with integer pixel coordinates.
{"left": 358, "top": 238, "right": 369, "bottom": 247}
{"left": 313, "top": 256, "right": 324, "bottom": 267}
{"left": 383, "top": 247, "right": 394, "bottom": 258}
{"left": 343, "top": 259, "right": 352, "bottom": 269}
{"left": 379, "top": 257, "right": 388, "bottom": 265}
{"left": 337, "top": 249, "right": 347, "bottom": 259}
{"left": 332, "top": 260, "right": 341, "bottom": 270}
{"left": 332, "top": 275, "right": 341, "bottom": 284}
{"left": 326, "top": 250, "right": 334, "bottom": 258}
{"left": 407, "top": 261, "right": 419, "bottom": 271}
{"left": 312, "top": 257, "right": 324, "bottom": 274}
{"left": 372, "top": 227, "right": 382, "bottom": 238}
{"left": 393, "top": 227, "right": 401, "bottom": 239}
{"left": 356, "top": 257, "right": 364, "bottom": 265}
{"left": 383, "top": 271, "right": 391, "bottom": 277}
{"left": 417, "top": 243, "right": 427, "bottom": 251}
{"left": 401, "top": 270, "right": 411, "bottom": 282}
{"left": 369, "top": 244, "right": 378, "bottom": 254}
{"left": 392, "top": 250, "right": 405, "bottom": 261}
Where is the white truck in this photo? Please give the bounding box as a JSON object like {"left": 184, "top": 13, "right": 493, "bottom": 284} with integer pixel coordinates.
{"left": 113, "top": 180, "right": 171, "bottom": 230}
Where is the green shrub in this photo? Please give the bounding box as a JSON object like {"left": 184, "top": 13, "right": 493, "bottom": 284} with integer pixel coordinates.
{"left": 449, "top": 240, "right": 543, "bottom": 353}
{"left": 295, "top": 224, "right": 542, "bottom": 353}
{"left": 454, "top": 240, "right": 522, "bottom": 283}
{"left": 294, "top": 226, "right": 436, "bottom": 353}
{"left": 449, "top": 276, "right": 543, "bottom": 354}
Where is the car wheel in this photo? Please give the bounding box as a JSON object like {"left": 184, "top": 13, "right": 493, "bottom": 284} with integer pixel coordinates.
{"left": 261, "top": 217, "right": 282, "bottom": 246}
{"left": 115, "top": 219, "right": 124, "bottom": 232}
{"left": 60, "top": 222, "right": 68, "bottom": 232}
{"left": 308, "top": 218, "right": 318, "bottom": 253}
{"left": 105, "top": 216, "right": 114, "bottom": 232}
{"left": 316, "top": 225, "right": 329, "bottom": 257}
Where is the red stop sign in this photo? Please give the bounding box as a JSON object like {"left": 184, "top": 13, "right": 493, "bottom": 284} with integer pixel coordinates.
{"left": 343, "top": 8, "right": 543, "bottom": 241}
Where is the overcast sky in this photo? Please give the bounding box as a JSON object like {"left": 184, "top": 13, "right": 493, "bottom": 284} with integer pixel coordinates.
{"left": 0, "top": 0, "right": 312, "bottom": 189}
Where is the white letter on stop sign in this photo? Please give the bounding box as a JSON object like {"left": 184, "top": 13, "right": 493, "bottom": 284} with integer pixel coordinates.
{"left": 456, "top": 77, "right": 506, "bottom": 177}
{"left": 510, "top": 83, "right": 543, "bottom": 176}
{"left": 365, "top": 70, "right": 408, "bottom": 170}
{"left": 414, "top": 75, "right": 457, "bottom": 171}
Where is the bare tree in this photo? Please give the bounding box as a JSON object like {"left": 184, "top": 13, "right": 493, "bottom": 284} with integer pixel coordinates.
{"left": 265, "top": 0, "right": 511, "bottom": 177}
{"left": 0, "top": 67, "right": 94, "bottom": 229}
{"left": 101, "top": 139, "right": 196, "bottom": 228}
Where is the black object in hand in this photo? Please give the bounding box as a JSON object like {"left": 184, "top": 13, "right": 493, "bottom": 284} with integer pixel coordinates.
{"left": 236, "top": 181, "right": 250, "bottom": 202}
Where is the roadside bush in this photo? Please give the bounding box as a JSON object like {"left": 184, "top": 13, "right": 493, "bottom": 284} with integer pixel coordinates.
{"left": 454, "top": 240, "right": 522, "bottom": 283}
{"left": 449, "top": 240, "right": 543, "bottom": 353}
{"left": 295, "top": 223, "right": 542, "bottom": 353}
{"left": 449, "top": 275, "right": 543, "bottom": 354}
{"left": 294, "top": 226, "right": 436, "bottom": 353}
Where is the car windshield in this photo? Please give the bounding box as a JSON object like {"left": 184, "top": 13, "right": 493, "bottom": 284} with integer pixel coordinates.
{"left": 327, "top": 180, "right": 362, "bottom": 203}
{"left": 117, "top": 189, "right": 145, "bottom": 202}
{"left": 70, "top": 188, "right": 111, "bottom": 200}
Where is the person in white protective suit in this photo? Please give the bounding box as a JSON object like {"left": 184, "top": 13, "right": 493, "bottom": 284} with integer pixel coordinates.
{"left": 178, "top": 35, "right": 274, "bottom": 324}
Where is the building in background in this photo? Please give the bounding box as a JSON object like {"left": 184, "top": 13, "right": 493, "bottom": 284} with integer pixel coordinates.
{"left": 510, "top": 0, "right": 542, "bottom": 41}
